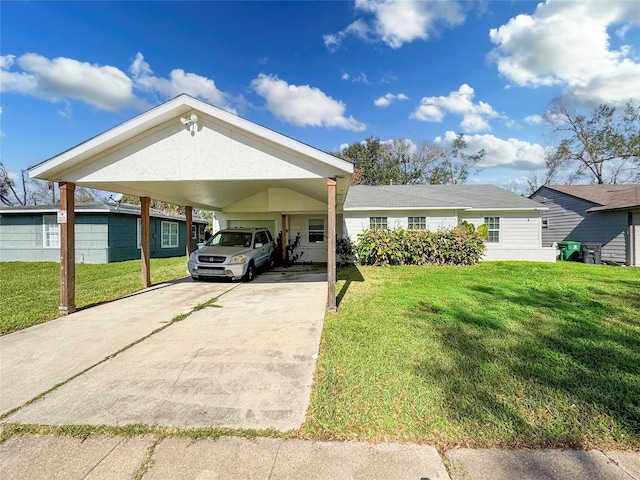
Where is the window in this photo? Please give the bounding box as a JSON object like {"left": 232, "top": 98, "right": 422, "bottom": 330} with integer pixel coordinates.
{"left": 137, "top": 218, "right": 142, "bottom": 249}
{"left": 370, "top": 217, "right": 388, "bottom": 230}
{"left": 43, "top": 215, "right": 60, "bottom": 248}
{"left": 161, "top": 221, "right": 179, "bottom": 248}
{"left": 408, "top": 216, "right": 426, "bottom": 230}
{"left": 484, "top": 216, "right": 500, "bottom": 243}
{"left": 255, "top": 231, "right": 269, "bottom": 246}
{"left": 542, "top": 219, "right": 549, "bottom": 229}
{"left": 308, "top": 218, "right": 325, "bottom": 243}
{"left": 192, "top": 225, "right": 197, "bottom": 240}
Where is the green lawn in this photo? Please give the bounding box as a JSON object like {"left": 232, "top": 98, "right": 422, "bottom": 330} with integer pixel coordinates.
{"left": 2, "top": 259, "right": 639, "bottom": 450}
{"left": 0, "top": 257, "right": 189, "bottom": 335}
{"left": 304, "top": 262, "right": 640, "bottom": 451}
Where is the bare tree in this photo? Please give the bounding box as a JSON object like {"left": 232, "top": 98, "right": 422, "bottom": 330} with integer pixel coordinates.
{"left": 544, "top": 97, "right": 640, "bottom": 184}
{"left": 0, "top": 163, "right": 27, "bottom": 206}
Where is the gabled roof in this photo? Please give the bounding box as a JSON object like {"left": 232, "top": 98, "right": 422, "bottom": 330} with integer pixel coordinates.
{"left": 537, "top": 185, "right": 640, "bottom": 212}
{"left": 27, "top": 94, "right": 353, "bottom": 211}
{"left": 0, "top": 202, "right": 208, "bottom": 223}
{"left": 344, "top": 185, "right": 546, "bottom": 211}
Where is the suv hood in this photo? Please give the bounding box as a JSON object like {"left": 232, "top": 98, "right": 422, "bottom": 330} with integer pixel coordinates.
{"left": 197, "top": 245, "right": 252, "bottom": 257}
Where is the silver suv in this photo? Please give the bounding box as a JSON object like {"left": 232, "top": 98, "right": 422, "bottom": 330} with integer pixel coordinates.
{"left": 188, "top": 227, "right": 276, "bottom": 281}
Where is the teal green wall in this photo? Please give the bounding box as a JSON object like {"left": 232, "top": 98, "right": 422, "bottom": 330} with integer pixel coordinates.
{"left": 1, "top": 212, "right": 200, "bottom": 263}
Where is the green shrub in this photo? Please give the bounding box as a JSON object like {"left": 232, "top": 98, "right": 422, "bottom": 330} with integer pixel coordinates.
{"left": 355, "top": 224, "right": 485, "bottom": 266}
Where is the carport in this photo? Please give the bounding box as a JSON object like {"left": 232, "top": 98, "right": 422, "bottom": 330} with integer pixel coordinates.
{"left": 29, "top": 94, "right": 353, "bottom": 313}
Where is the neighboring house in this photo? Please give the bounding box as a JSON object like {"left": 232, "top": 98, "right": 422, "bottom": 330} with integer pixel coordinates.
{"left": 214, "top": 184, "right": 556, "bottom": 263}
{"left": 529, "top": 185, "right": 640, "bottom": 266}
{"left": 0, "top": 202, "right": 208, "bottom": 263}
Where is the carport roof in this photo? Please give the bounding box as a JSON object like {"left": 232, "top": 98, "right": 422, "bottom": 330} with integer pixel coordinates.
{"left": 29, "top": 95, "right": 353, "bottom": 211}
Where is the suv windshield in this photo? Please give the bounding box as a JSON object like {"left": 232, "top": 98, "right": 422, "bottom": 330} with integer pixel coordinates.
{"left": 208, "top": 231, "right": 252, "bottom": 247}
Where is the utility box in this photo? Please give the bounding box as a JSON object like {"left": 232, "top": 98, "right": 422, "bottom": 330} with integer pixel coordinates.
{"left": 557, "top": 241, "right": 582, "bottom": 261}
{"left": 582, "top": 243, "right": 602, "bottom": 264}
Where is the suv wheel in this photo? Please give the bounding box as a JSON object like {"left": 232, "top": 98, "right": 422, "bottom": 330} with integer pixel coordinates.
{"left": 243, "top": 262, "right": 256, "bottom": 282}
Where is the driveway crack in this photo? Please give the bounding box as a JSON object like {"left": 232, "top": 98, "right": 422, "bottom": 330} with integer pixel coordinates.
{"left": 171, "top": 347, "right": 205, "bottom": 393}
{"left": 267, "top": 439, "right": 284, "bottom": 480}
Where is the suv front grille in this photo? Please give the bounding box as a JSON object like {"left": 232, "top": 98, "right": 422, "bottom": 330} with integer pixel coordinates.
{"left": 198, "top": 255, "right": 226, "bottom": 263}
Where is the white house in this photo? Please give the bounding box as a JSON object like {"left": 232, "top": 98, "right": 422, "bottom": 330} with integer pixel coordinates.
{"left": 214, "top": 184, "right": 556, "bottom": 263}
{"left": 28, "top": 94, "right": 554, "bottom": 314}
{"left": 342, "top": 185, "right": 555, "bottom": 262}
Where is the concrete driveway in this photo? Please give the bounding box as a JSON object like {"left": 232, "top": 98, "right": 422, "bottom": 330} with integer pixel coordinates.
{"left": 1, "top": 270, "right": 327, "bottom": 431}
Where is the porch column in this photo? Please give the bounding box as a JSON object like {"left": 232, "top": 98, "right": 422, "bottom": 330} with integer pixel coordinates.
{"left": 185, "top": 206, "right": 193, "bottom": 256}
{"left": 140, "top": 196, "right": 151, "bottom": 288}
{"left": 59, "top": 182, "right": 76, "bottom": 314}
{"left": 281, "top": 214, "right": 287, "bottom": 262}
{"left": 327, "top": 178, "right": 337, "bottom": 312}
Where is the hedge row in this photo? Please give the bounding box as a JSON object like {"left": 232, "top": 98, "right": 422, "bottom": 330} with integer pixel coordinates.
{"left": 355, "top": 223, "right": 485, "bottom": 266}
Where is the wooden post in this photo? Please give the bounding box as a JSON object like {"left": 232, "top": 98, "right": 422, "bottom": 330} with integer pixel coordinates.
{"left": 185, "top": 206, "right": 193, "bottom": 257}
{"left": 327, "top": 178, "right": 337, "bottom": 312}
{"left": 59, "top": 182, "right": 76, "bottom": 314}
{"left": 281, "top": 214, "right": 287, "bottom": 262}
{"left": 140, "top": 197, "right": 151, "bottom": 287}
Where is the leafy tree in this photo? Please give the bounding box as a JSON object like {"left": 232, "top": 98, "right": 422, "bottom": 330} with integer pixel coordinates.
{"left": 338, "top": 137, "right": 387, "bottom": 185}
{"left": 543, "top": 97, "right": 640, "bottom": 184}
{"left": 429, "top": 133, "right": 485, "bottom": 185}
{"left": 338, "top": 137, "right": 440, "bottom": 186}
{"left": 120, "top": 194, "right": 186, "bottom": 215}
{"left": 339, "top": 135, "right": 484, "bottom": 186}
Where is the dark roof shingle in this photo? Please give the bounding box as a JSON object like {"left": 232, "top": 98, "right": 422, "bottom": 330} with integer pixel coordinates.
{"left": 540, "top": 185, "right": 640, "bottom": 212}
{"left": 344, "top": 185, "right": 544, "bottom": 210}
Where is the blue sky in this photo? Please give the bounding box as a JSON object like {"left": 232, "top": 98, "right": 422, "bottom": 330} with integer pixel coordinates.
{"left": 2, "top": 0, "right": 639, "bottom": 193}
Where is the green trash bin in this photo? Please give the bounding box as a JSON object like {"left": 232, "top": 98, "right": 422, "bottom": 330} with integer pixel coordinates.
{"left": 557, "top": 241, "right": 582, "bottom": 261}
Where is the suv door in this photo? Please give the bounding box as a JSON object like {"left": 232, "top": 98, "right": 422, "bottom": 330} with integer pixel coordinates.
{"left": 254, "top": 231, "right": 270, "bottom": 267}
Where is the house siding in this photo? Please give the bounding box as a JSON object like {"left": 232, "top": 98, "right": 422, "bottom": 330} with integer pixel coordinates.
{"left": 1, "top": 211, "right": 197, "bottom": 264}
{"left": 531, "top": 187, "right": 629, "bottom": 264}
{"left": 0, "top": 213, "right": 109, "bottom": 263}
{"left": 343, "top": 210, "right": 458, "bottom": 242}
{"left": 344, "top": 209, "right": 555, "bottom": 262}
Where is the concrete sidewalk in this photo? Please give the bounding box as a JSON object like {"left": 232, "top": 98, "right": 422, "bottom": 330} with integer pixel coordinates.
{"left": 1, "top": 434, "right": 638, "bottom": 480}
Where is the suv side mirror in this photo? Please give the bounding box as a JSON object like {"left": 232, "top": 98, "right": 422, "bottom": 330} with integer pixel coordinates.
{"left": 254, "top": 242, "right": 263, "bottom": 248}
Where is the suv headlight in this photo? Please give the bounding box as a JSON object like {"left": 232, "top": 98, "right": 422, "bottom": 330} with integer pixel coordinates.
{"left": 232, "top": 254, "right": 247, "bottom": 263}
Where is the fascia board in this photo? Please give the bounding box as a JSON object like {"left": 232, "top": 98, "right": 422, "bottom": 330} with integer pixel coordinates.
{"left": 344, "top": 206, "right": 465, "bottom": 211}
{"left": 344, "top": 206, "right": 548, "bottom": 212}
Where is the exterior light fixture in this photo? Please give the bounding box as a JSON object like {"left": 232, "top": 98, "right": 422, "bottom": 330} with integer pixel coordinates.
{"left": 180, "top": 114, "right": 199, "bottom": 128}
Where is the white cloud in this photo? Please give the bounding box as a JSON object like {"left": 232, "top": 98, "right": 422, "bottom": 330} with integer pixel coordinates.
{"left": 374, "top": 92, "right": 408, "bottom": 107}
{"left": 0, "top": 53, "right": 140, "bottom": 111}
{"left": 324, "top": 19, "right": 373, "bottom": 51}
{"left": 434, "top": 131, "right": 549, "bottom": 170}
{"left": 410, "top": 84, "right": 499, "bottom": 133}
{"left": 129, "top": 53, "right": 236, "bottom": 113}
{"left": 325, "top": 0, "right": 466, "bottom": 50}
{"left": 251, "top": 74, "right": 366, "bottom": 131}
{"left": 489, "top": 0, "right": 640, "bottom": 106}
{"left": 524, "top": 114, "right": 544, "bottom": 125}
